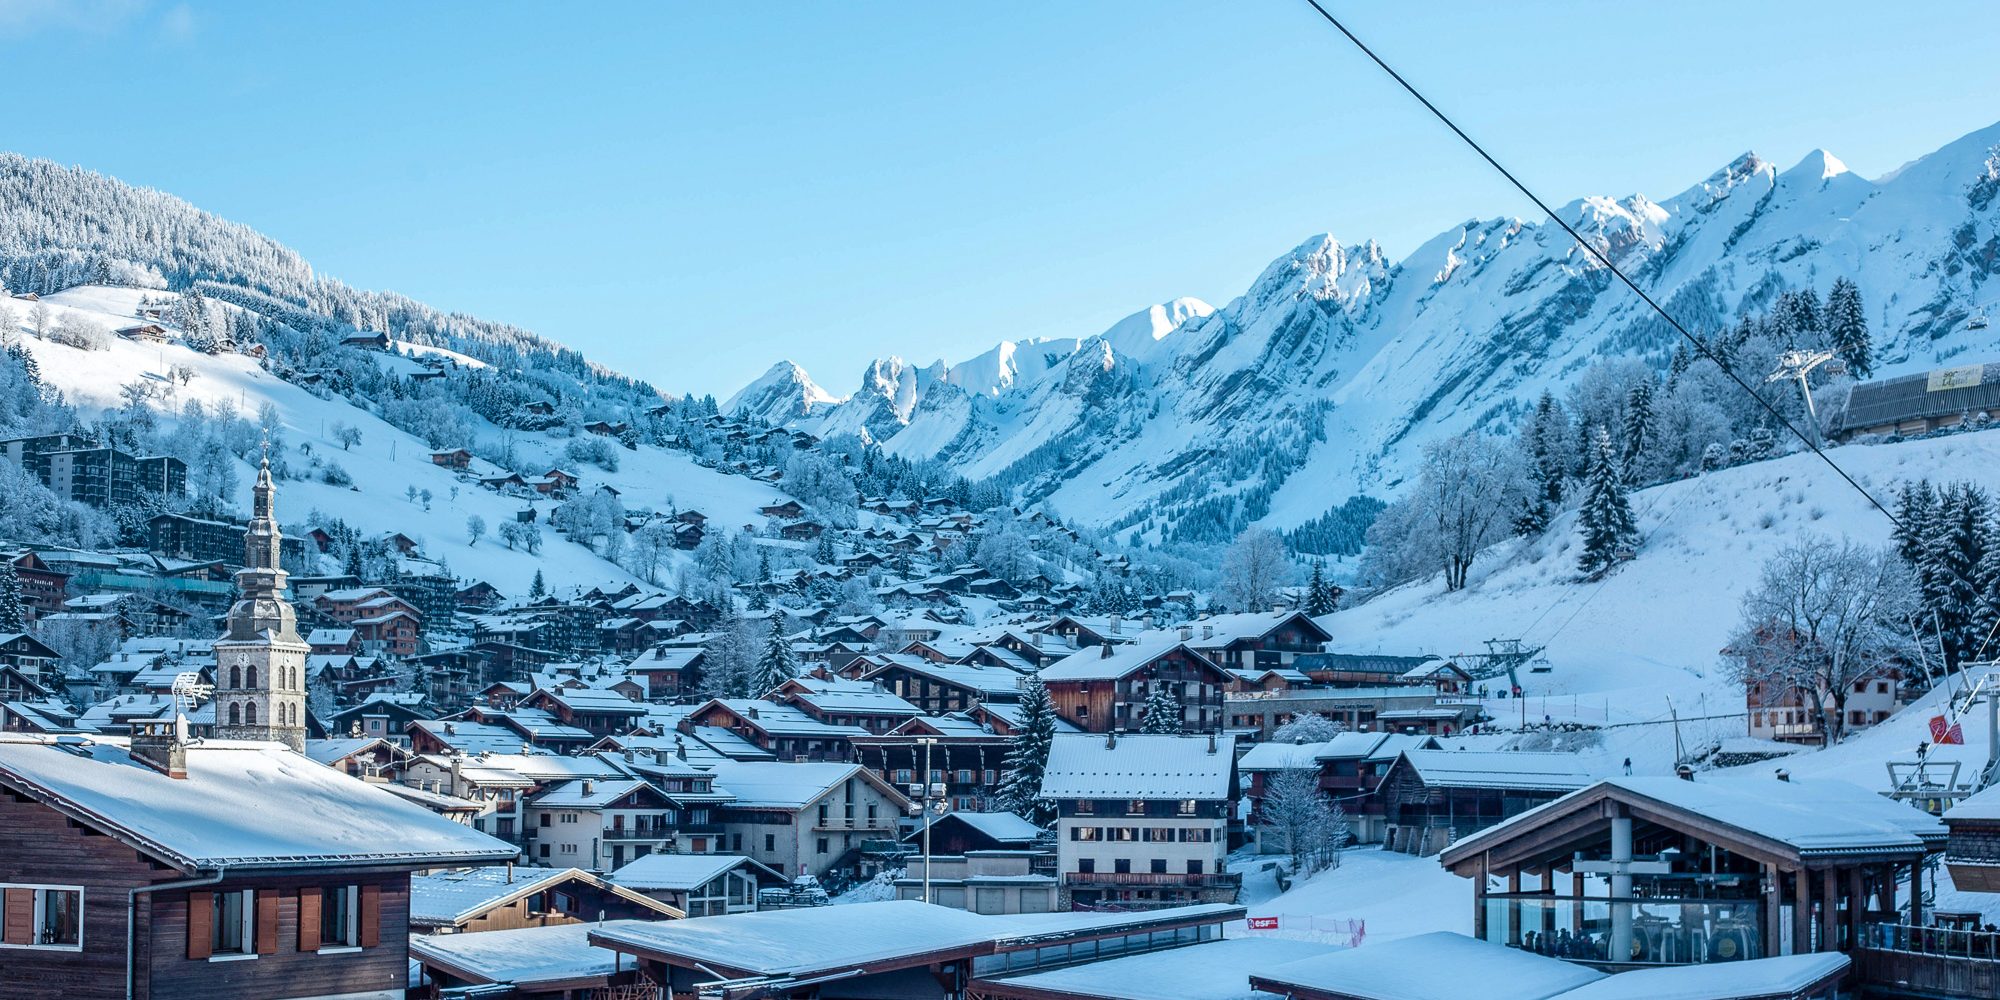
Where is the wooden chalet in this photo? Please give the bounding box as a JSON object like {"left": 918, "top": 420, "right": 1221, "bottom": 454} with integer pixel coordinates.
{"left": 408, "top": 864, "right": 680, "bottom": 933}
{"left": 0, "top": 731, "right": 514, "bottom": 1000}
{"left": 1037, "top": 636, "right": 1231, "bottom": 734}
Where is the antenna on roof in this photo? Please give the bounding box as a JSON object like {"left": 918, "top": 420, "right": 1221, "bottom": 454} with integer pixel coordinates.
{"left": 169, "top": 671, "right": 212, "bottom": 718}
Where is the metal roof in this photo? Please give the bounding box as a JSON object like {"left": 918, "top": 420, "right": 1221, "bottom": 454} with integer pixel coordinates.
{"left": 1833, "top": 361, "right": 2000, "bottom": 433}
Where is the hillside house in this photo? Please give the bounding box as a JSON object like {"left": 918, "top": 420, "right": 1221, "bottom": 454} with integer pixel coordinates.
{"left": 410, "top": 864, "right": 680, "bottom": 933}
{"left": 606, "top": 854, "right": 784, "bottom": 917}
{"left": 429, "top": 448, "right": 473, "bottom": 470}
{"left": 1379, "top": 750, "right": 1591, "bottom": 856}
{"left": 705, "top": 759, "right": 911, "bottom": 879}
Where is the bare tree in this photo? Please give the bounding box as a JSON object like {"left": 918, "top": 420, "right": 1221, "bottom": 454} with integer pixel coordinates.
{"left": 1722, "top": 537, "right": 1918, "bottom": 746}
{"left": 28, "top": 300, "right": 51, "bottom": 341}
{"left": 1364, "top": 433, "right": 1529, "bottom": 592}
{"left": 1219, "top": 527, "right": 1289, "bottom": 611}
{"left": 1261, "top": 767, "right": 1348, "bottom": 875}
{"left": 465, "top": 514, "right": 486, "bottom": 546}
{"left": 0, "top": 302, "right": 17, "bottom": 345}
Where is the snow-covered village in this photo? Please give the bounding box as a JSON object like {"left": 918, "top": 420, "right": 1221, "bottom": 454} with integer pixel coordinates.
{"left": 3, "top": 5, "right": 2000, "bottom": 1000}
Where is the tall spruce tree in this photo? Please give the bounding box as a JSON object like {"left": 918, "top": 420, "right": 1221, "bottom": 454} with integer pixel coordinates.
{"left": 1923, "top": 483, "right": 1991, "bottom": 668}
{"left": 1824, "top": 278, "right": 1872, "bottom": 378}
{"left": 1303, "top": 561, "right": 1339, "bottom": 616}
{"left": 1139, "top": 684, "right": 1185, "bottom": 735}
{"left": 0, "top": 564, "right": 25, "bottom": 634}
{"left": 1516, "top": 392, "right": 1571, "bottom": 535}
{"left": 1621, "top": 379, "right": 1654, "bottom": 484}
{"left": 529, "top": 569, "right": 546, "bottom": 599}
{"left": 1576, "top": 427, "right": 1639, "bottom": 578}
{"left": 752, "top": 614, "right": 796, "bottom": 695}
{"left": 996, "top": 675, "right": 1059, "bottom": 825}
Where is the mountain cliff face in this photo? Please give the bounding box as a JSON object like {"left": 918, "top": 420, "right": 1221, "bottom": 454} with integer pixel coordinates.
{"left": 732, "top": 122, "right": 2000, "bottom": 541}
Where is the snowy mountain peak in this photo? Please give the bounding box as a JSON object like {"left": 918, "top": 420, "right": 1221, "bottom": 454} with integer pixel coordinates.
{"left": 1792, "top": 148, "right": 1850, "bottom": 180}
{"left": 723, "top": 359, "right": 840, "bottom": 425}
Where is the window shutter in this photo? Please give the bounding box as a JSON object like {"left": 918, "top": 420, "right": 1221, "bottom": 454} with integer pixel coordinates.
{"left": 186, "top": 891, "right": 213, "bottom": 960}
{"left": 2, "top": 888, "right": 33, "bottom": 946}
{"left": 297, "top": 890, "right": 321, "bottom": 953}
{"left": 358, "top": 884, "right": 380, "bottom": 948}
{"left": 255, "top": 891, "right": 278, "bottom": 955}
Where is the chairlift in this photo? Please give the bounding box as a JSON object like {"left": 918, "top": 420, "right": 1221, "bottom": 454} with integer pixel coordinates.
{"left": 1969, "top": 312, "right": 1990, "bottom": 331}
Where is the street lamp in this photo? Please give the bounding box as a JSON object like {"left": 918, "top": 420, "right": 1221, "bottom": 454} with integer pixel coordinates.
{"left": 915, "top": 736, "right": 941, "bottom": 904}
{"left": 1766, "top": 349, "right": 1844, "bottom": 447}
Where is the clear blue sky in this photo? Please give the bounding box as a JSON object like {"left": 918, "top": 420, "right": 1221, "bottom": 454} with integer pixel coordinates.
{"left": 4, "top": 2, "right": 1997, "bottom": 398}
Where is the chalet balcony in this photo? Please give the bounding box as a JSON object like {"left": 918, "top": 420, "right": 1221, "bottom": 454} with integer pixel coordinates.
{"left": 602, "top": 827, "right": 677, "bottom": 842}
{"left": 814, "top": 816, "right": 896, "bottom": 832}
{"left": 1062, "top": 871, "right": 1242, "bottom": 889}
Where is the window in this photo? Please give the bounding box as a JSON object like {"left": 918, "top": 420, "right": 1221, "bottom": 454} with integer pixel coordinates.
{"left": 559, "top": 844, "right": 578, "bottom": 855}
{"left": 765, "top": 833, "right": 776, "bottom": 852}
{"left": 1188, "top": 860, "right": 1204, "bottom": 875}
{"left": 321, "top": 886, "right": 358, "bottom": 948}
{"left": 1150, "top": 859, "right": 1168, "bottom": 874}
{"left": 1125, "top": 800, "right": 1146, "bottom": 815}
{"left": 732, "top": 834, "right": 743, "bottom": 851}
{"left": 1077, "top": 859, "right": 1095, "bottom": 874}
{"left": 0, "top": 885, "right": 82, "bottom": 950}
{"left": 244, "top": 702, "right": 257, "bottom": 725}
{"left": 816, "top": 837, "right": 829, "bottom": 855}
{"left": 212, "top": 890, "right": 254, "bottom": 956}
{"left": 1073, "top": 826, "right": 1100, "bottom": 842}
{"left": 1113, "top": 859, "right": 1132, "bottom": 874}
{"left": 540, "top": 813, "right": 552, "bottom": 828}
{"left": 1075, "top": 799, "right": 1094, "bottom": 816}
{"left": 1177, "top": 799, "right": 1198, "bottom": 816}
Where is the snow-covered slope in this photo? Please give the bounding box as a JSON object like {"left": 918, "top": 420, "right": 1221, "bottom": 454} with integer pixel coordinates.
{"left": 1321, "top": 430, "right": 2000, "bottom": 731}
{"left": 12, "top": 286, "right": 783, "bottom": 595}
{"left": 734, "top": 122, "right": 2000, "bottom": 537}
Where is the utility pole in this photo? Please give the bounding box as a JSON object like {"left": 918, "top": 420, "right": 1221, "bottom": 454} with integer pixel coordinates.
{"left": 917, "top": 736, "right": 939, "bottom": 903}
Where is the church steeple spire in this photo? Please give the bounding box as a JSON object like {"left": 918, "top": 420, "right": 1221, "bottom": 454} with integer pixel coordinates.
{"left": 214, "top": 446, "right": 307, "bottom": 750}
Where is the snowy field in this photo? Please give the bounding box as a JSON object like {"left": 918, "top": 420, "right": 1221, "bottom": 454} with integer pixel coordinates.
{"left": 1238, "top": 847, "right": 1472, "bottom": 944}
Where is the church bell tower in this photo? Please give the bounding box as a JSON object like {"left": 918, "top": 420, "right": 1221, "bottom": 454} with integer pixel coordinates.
{"left": 212, "top": 453, "right": 309, "bottom": 751}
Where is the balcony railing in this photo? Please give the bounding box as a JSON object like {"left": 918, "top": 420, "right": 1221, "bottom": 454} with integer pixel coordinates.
{"left": 602, "top": 827, "right": 676, "bottom": 841}
{"left": 814, "top": 816, "right": 894, "bottom": 831}
{"left": 1063, "top": 871, "right": 1242, "bottom": 888}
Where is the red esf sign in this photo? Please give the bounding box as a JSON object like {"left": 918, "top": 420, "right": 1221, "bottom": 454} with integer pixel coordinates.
{"left": 1247, "top": 917, "right": 1280, "bottom": 931}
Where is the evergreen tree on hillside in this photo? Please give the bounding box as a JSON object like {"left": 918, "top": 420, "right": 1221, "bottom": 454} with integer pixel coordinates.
{"left": 1140, "top": 683, "right": 1185, "bottom": 735}
{"left": 0, "top": 563, "right": 25, "bottom": 634}
{"left": 1893, "top": 480, "right": 1939, "bottom": 567}
{"left": 747, "top": 587, "right": 769, "bottom": 611}
{"left": 995, "top": 675, "right": 1059, "bottom": 825}
{"left": 1576, "top": 427, "right": 1638, "bottom": 578}
{"left": 1825, "top": 278, "right": 1872, "bottom": 378}
{"left": 1620, "top": 379, "right": 1654, "bottom": 484}
{"left": 752, "top": 615, "right": 796, "bottom": 695}
{"left": 1302, "top": 561, "right": 1340, "bottom": 617}
{"left": 1515, "top": 392, "right": 1571, "bottom": 535}
{"left": 529, "top": 569, "right": 546, "bottom": 599}
{"left": 1921, "top": 483, "right": 1992, "bottom": 668}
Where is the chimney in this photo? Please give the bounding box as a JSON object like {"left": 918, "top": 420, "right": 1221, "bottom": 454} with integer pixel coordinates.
{"left": 1775, "top": 769, "right": 1790, "bottom": 783}
{"left": 623, "top": 749, "right": 635, "bottom": 762}
{"left": 1202, "top": 625, "right": 1213, "bottom": 640}
{"left": 1105, "top": 731, "right": 1117, "bottom": 750}
{"left": 1098, "top": 643, "right": 1113, "bottom": 659}
{"left": 1272, "top": 603, "right": 1285, "bottom": 615}
{"left": 1207, "top": 733, "right": 1217, "bottom": 755}
{"left": 1109, "top": 614, "right": 1122, "bottom": 635}
{"left": 1178, "top": 625, "right": 1192, "bottom": 641}
{"left": 675, "top": 736, "right": 688, "bottom": 761}
{"left": 1675, "top": 764, "right": 1694, "bottom": 782}
{"left": 451, "top": 753, "right": 463, "bottom": 794}
{"left": 582, "top": 779, "right": 595, "bottom": 796}
{"left": 129, "top": 717, "right": 188, "bottom": 779}
{"left": 653, "top": 747, "right": 668, "bottom": 765}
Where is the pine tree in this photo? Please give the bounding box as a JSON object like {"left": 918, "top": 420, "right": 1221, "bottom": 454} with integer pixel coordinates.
{"left": 1302, "top": 561, "right": 1339, "bottom": 616}
{"left": 814, "top": 530, "right": 836, "bottom": 565}
{"left": 1576, "top": 427, "right": 1638, "bottom": 578}
{"left": 0, "top": 564, "right": 25, "bottom": 634}
{"left": 529, "top": 569, "right": 546, "bottom": 599}
{"left": 748, "top": 587, "right": 770, "bottom": 611}
{"left": 1516, "top": 392, "right": 1570, "bottom": 535}
{"left": 995, "top": 675, "right": 1059, "bottom": 825}
{"left": 1620, "top": 378, "right": 1654, "bottom": 484}
{"left": 1924, "top": 483, "right": 1991, "bottom": 668}
{"left": 752, "top": 615, "right": 796, "bottom": 695}
{"left": 1825, "top": 277, "right": 1872, "bottom": 378}
{"left": 1893, "top": 480, "right": 1939, "bottom": 567}
{"left": 1139, "top": 683, "right": 1185, "bottom": 734}
{"left": 757, "top": 551, "right": 771, "bottom": 583}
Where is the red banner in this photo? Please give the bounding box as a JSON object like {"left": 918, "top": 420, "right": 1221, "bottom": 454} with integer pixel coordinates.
{"left": 1931, "top": 715, "right": 1964, "bottom": 744}
{"left": 1247, "top": 916, "right": 1280, "bottom": 931}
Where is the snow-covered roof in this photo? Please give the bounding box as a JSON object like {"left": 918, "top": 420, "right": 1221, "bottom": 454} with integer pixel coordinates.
{"left": 410, "top": 865, "right": 676, "bottom": 926}
{"left": 0, "top": 735, "right": 516, "bottom": 872}
{"left": 1239, "top": 733, "right": 1390, "bottom": 772}
{"left": 915, "top": 810, "right": 1043, "bottom": 845}
{"left": 1946, "top": 780, "right": 2000, "bottom": 823}
{"left": 303, "top": 736, "right": 406, "bottom": 766}
{"left": 589, "top": 900, "right": 1241, "bottom": 980}
{"left": 862, "top": 656, "right": 1028, "bottom": 698}
{"left": 1393, "top": 750, "right": 1592, "bottom": 792}
{"left": 1449, "top": 775, "right": 1946, "bottom": 863}
{"left": 1039, "top": 733, "right": 1234, "bottom": 801}
{"left": 532, "top": 778, "right": 650, "bottom": 809}
{"left": 411, "top": 922, "right": 621, "bottom": 988}
{"left": 975, "top": 936, "right": 1333, "bottom": 1000}
{"left": 606, "top": 852, "right": 781, "bottom": 891}
{"left": 702, "top": 759, "right": 900, "bottom": 810}
{"left": 1250, "top": 931, "right": 1605, "bottom": 1000}
{"left": 790, "top": 686, "right": 922, "bottom": 716}
{"left": 1548, "top": 953, "right": 1849, "bottom": 1000}
{"left": 1039, "top": 635, "right": 1219, "bottom": 683}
